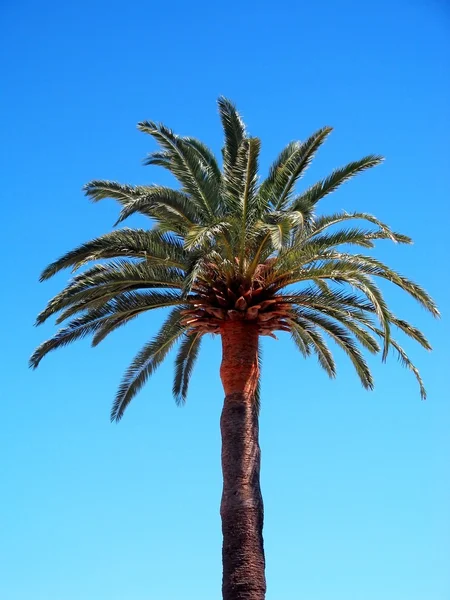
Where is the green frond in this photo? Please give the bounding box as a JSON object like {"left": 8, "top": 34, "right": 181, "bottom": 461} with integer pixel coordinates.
{"left": 218, "top": 96, "right": 246, "bottom": 173}
{"left": 143, "top": 150, "right": 173, "bottom": 169}
{"left": 300, "top": 227, "right": 379, "bottom": 252}
{"left": 68, "top": 289, "right": 183, "bottom": 323}
{"left": 222, "top": 137, "right": 260, "bottom": 214}
{"left": 244, "top": 230, "right": 273, "bottom": 279}
{"left": 365, "top": 323, "right": 428, "bottom": 399}
{"left": 305, "top": 211, "right": 412, "bottom": 244}
{"left": 184, "top": 221, "right": 232, "bottom": 251}
{"left": 245, "top": 211, "right": 304, "bottom": 271}
{"left": 111, "top": 307, "right": 186, "bottom": 422}
{"left": 244, "top": 215, "right": 306, "bottom": 277}
{"left": 315, "top": 306, "right": 380, "bottom": 354}
{"left": 39, "top": 229, "right": 186, "bottom": 281}
{"left": 296, "top": 308, "right": 374, "bottom": 389}
{"left": 147, "top": 206, "right": 193, "bottom": 236}
{"left": 228, "top": 137, "right": 262, "bottom": 266}
{"left": 274, "top": 127, "right": 333, "bottom": 210}
{"left": 30, "top": 316, "right": 103, "bottom": 369}
{"left": 275, "top": 264, "right": 393, "bottom": 360}
{"left": 180, "top": 248, "right": 236, "bottom": 296}
{"left": 91, "top": 312, "right": 140, "bottom": 347}
{"left": 389, "top": 339, "right": 427, "bottom": 399}
{"left": 266, "top": 220, "right": 292, "bottom": 251}
{"left": 304, "top": 327, "right": 337, "bottom": 378}
{"left": 266, "top": 255, "right": 359, "bottom": 288}
{"left": 257, "top": 141, "right": 301, "bottom": 208}
{"left": 114, "top": 187, "right": 200, "bottom": 229}
{"left": 390, "top": 316, "right": 432, "bottom": 350}
{"left": 290, "top": 323, "right": 312, "bottom": 357}
{"left": 173, "top": 332, "right": 203, "bottom": 405}
{"left": 30, "top": 291, "right": 184, "bottom": 368}
{"left": 240, "top": 138, "right": 261, "bottom": 221}
{"left": 291, "top": 155, "right": 384, "bottom": 212}
{"left": 312, "top": 279, "right": 332, "bottom": 294}
{"left": 289, "top": 318, "right": 336, "bottom": 377}
{"left": 282, "top": 287, "right": 375, "bottom": 313}
{"left": 182, "top": 137, "right": 222, "bottom": 183}
{"left": 30, "top": 311, "right": 121, "bottom": 369}
{"left": 341, "top": 271, "right": 392, "bottom": 361}
{"left": 84, "top": 180, "right": 149, "bottom": 204}
{"left": 55, "top": 288, "right": 183, "bottom": 324}
{"left": 36, "top": 261, "right": 185, "bottom": 325}
{"left": 320, "top": 252, "right": 439, "bottom": 317}
{"left": 138, "top": 121, "right": 218, "bottom": 218}
{"left": 273, "top": 224, "right": 410, "bottom": 279}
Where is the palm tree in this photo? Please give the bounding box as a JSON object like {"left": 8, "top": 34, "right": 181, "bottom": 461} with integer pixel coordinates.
{"left": 30, "top": 98, "right": 438, "bottom": 600}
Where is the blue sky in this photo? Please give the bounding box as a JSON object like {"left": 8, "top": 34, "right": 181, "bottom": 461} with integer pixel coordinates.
{"left": 1, "top": 1, "right": 449, "bottom": 598}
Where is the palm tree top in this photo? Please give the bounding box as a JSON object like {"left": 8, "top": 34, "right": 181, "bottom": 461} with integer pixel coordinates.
{"left": 30, "top": 97, "right": 439, "bottom": 420}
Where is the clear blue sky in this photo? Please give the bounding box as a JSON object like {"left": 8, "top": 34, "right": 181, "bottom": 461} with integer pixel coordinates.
{"left": 1, "top": 1, "right": 449, "bottom": 598}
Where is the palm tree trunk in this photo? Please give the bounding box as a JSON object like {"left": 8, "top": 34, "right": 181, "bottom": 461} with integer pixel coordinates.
{"left": 219, "top": 321, "right": 266, "bottom": 600}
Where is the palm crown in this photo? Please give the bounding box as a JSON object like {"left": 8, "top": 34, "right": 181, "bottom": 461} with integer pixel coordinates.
{"left": 31, "top": 97, "right": 438, "bottom": 420}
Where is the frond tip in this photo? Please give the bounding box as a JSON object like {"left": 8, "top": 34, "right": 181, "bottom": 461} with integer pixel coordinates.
{"left": 111, "top": 308, "right": 186, "bottom": 422}
{"left": 173, "top": 332, "right": 203, "bottom": 405}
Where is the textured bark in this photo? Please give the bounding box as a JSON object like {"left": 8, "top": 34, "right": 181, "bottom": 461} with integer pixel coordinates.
{"left": 220, "top": 321, "right": 266, "bottom": 600}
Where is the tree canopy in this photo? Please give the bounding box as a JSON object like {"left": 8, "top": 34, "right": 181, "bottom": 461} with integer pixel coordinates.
{"left": 31, "top": 97, "right": 438, "bottom": 420}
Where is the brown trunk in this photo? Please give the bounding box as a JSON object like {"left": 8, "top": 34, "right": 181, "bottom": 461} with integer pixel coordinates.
{"left": 219, "top": 321, "right": 266, "bottom": 600}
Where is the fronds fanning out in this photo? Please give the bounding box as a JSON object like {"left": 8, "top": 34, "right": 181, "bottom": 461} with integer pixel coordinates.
{"left": 32, "top": 98, "right": 438, "bottom": 419}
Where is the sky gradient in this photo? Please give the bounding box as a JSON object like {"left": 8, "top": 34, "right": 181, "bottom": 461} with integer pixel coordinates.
{"left": 1, "top": 1, "right": 449, "bottom": 599}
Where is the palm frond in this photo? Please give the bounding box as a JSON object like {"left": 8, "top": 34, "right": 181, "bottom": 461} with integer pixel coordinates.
{"left": 291, "top": 155, "right": 384, "bottom": 211}
{"left": 114, "top": 187, "right": 201, "bottom": 230}
{"left": 390, "top": 316, "right": 432, "bottom": 350}
{"left": 304, "top": 211, "right": 412, "bottom": 244}
{"left": 283, "top": 287, "right": 375, "bottom": 313}
{"left": 310, "top": 305, "right": 380, "bottom": 354}
{"left": 173, "top": 332, "right": 203, "bottom": 405}
{"left": 84, "top": 181, "right": 149, "bottom": 204}
{"left": 319, "top": 252, "right": 439, "bottom": 317}
{"left": 290, "top": 323, "right": 312, "bottom": 357}
{"left": 40, "top": 229, "right": 186, "bottom": 281}
{"left": 295, "top": 309, "right": 374, "bottom": 389}
{"left": 36, "top": 261, "right": 185, "bottom": 325}
{"left": 273, "top": 263, "right": 393, "bottom": 360}
{"left": 182, "top": 137, "right": 222, "bottom": 183}
{"left": 184, "top": 221, "right": 233, "bottom": 251}
{"left": 289, "top": 318, "right": 336, "bottom": 377}
{"left": 229, "top": 137, "right": 262, "bottom": 267}
{"left": 30, "top": 291, "right": 184, "bottom": 368}
{"left": 365, "top": 323, "right": 428, "bottom": 399}
{"left": 138, "top": 121, "right": 218, "bottom": 218}
{"left": 257, "top": 141, "right": 301, "bottom": 209}
{"left": 91, "top": 312, "right": 140, "bottom": 347}
{"left": 299, "top": 227, "right": 381, "bottom": 256}
{"left": 266, "top": 220, "right": 292, "bottom": 251}
{"left": 389, "top": 338, "right": 427, "bottom": 399}
{"left": 143, "top": 150, "right": 172, "bottom": 169}
{"left": 273, "top": 127, "right": 333, "bottom": 210}
{"left": 241, "top": 138, "right": 261, "bottom": 222}
{"left": 111, "top": 307, "right": 186, "bottom": 421}
{"left": 340, "top": 271, "right": 392, "bottom": 361}
{"left": 30, "top": 312, "right": 109, "bottom": 369}
{"left": 218, "top": 96, "right": 246, "bottom": 174}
